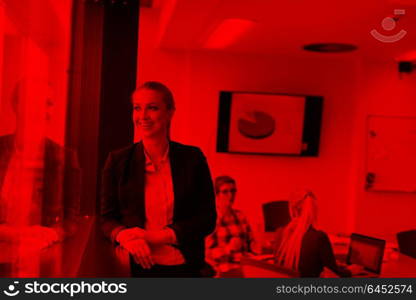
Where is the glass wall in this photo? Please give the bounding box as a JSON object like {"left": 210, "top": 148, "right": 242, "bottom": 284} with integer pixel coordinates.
{"left": 0, "top": 0, "right": 79, "bottom": 277}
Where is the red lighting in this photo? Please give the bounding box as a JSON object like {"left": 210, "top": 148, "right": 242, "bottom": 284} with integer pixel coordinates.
{"left": 204, "top": 18, "right": 256, "bottom": 49}
{"left": 397, "top": 50, "right": 416, "bottom": 61}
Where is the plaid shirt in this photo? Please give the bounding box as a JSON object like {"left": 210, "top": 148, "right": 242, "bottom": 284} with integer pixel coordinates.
{"left": 206, "top": 209, "right": 254, "bottom": 272}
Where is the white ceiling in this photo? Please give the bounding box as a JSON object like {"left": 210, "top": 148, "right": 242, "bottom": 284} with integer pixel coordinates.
{"left": 152, "top": 0, "right": 416, "bottom": 60}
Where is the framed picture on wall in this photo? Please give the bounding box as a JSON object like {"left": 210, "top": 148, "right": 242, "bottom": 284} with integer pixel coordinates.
{"left": 216, "top": 91, "right": 323, "bottom": 156}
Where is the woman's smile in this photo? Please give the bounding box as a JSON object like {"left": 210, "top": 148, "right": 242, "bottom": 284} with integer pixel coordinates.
{"left": 138, "top": 122, "right": 153, "bottom": 129}
{"left": 132, "top": 88, "right": 175, "bottom": 139}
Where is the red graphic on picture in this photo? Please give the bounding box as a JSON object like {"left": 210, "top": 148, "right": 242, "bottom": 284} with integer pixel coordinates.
{"left": 237, "top": 111, "right": 276, "bottom": 139}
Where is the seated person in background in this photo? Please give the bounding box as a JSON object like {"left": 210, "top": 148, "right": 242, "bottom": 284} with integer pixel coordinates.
{"left": 206, "top": 176, "right": 257, "bottom": 274}
{"left": 273, "top": 189, "right": 361, "bottom": 277}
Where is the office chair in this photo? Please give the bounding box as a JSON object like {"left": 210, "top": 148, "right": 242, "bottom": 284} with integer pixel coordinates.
{"left": 241, "top": 257, "right": 298, "bottom": 278}
{"left": 262, "top": 201, "right": 291, "bottom": 232}
{"left": 397, "top": 230, "right": 416, "bottom": 259}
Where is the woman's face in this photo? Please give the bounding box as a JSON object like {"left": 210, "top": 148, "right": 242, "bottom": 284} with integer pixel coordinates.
{"left": 216, "top": 182, "right": 237, "bottom": 214}
{"left": 132, "top": 88, "right": 173, "bottom": 140}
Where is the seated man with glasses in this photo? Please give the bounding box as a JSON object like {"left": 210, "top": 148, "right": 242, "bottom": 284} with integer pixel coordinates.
{"left": 205, "top": 175, "right": 257, "bottom": 276}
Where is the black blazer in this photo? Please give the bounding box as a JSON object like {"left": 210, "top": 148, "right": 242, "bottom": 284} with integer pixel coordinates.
{"left": 100, "top": 141, "right": 217, "bottom": 268}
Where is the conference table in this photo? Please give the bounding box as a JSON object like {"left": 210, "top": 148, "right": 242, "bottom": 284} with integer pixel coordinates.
{"left": 220, "top": 233, "right": 416, "bottom": 278}
{"left": 1, "top": 223, "right": 415, "bottom": 278}
{"left": 329, "top": 234, "right": 416, "bottom": 278}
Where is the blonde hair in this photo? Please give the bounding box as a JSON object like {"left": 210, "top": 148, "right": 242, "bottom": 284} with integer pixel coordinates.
{"left": 132, "top": 81, "right": 175, "bottom": 110}
{"left": 274, "top": 189, "right": 318, "bottom": 271}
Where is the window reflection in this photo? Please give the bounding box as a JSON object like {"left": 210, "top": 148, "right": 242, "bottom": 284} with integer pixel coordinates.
{"left": 0, "top": 0, "right": 80, "bottom": 277}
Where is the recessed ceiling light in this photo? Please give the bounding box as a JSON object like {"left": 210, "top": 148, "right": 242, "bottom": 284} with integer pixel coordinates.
{"left": 303, "top": 43, "right": 358, "bottom": 53}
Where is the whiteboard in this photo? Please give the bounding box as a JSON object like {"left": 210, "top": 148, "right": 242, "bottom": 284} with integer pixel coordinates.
{"left": 366, "top": 116, "right": 416, "bottom": 192}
